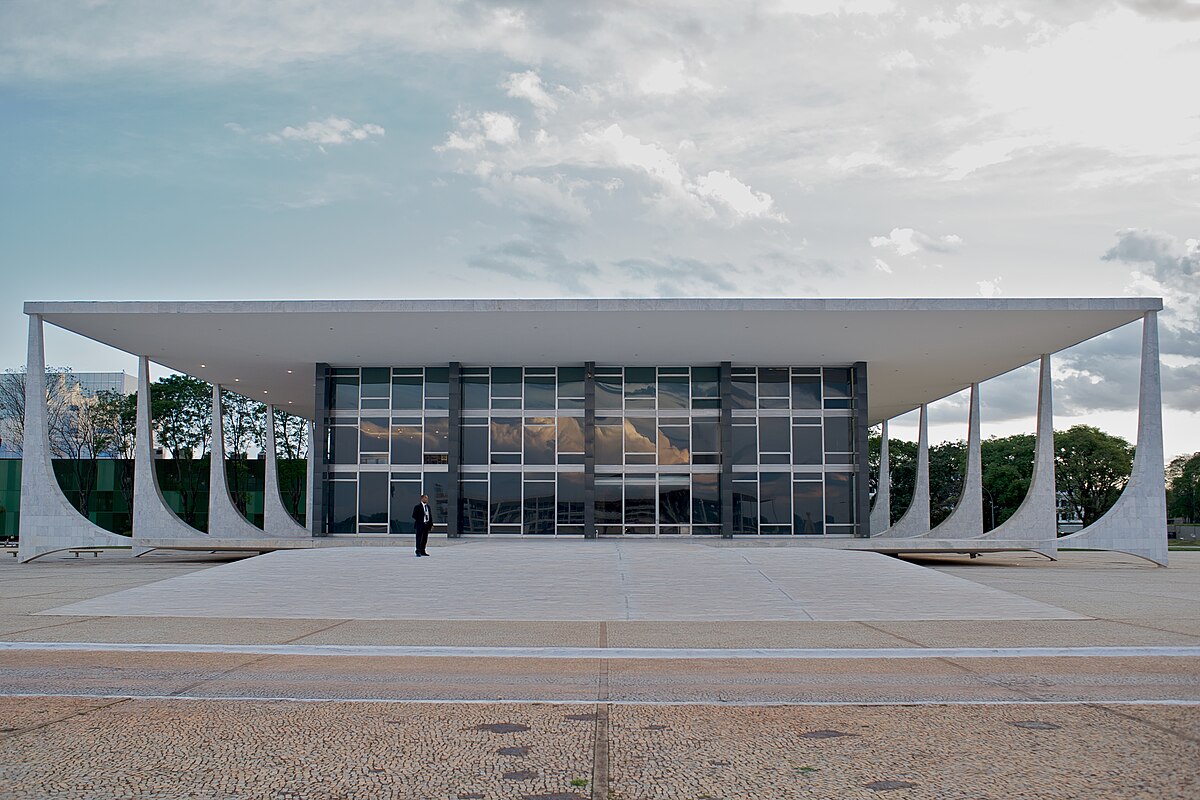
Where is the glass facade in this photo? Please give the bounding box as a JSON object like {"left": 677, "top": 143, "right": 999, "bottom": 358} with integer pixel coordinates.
{"left": 321, "top": 365, "right": 861, "bottom": 537}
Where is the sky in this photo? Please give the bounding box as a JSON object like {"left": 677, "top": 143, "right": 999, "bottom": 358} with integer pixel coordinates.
{"left": 0, "top": 0, "right": 1197, "bottom": 461}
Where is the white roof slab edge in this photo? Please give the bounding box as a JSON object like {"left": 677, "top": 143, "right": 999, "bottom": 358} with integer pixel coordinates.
{"left": 24, "top": 297, "right": 1163, "bottom": 423}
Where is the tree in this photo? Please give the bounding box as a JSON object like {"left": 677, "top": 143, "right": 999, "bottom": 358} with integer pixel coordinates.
{"left": 220, "top": 390, "right": 266, "bottom": 515}
{"left": 0, "top": 366, "right": 78, "bottom": 455}
{"left": 273, "top": 408, "right": 310, "bottom": 520}
{"left": 1166, "top": 452, "right": 1200, "bottom": 523}
{"left": 94, "top": 390, "right": 138, "bottom": 516}
{"left": 981, "top": 434, "right": 1035, "bottom": 530}
{"left": 150, "top": 375, "right": 212, "bottom": 527}
{"left": 1054, "top": 425, "right": 1133, "bottom": 527}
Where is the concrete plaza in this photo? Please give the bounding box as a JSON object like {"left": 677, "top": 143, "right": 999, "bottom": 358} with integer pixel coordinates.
{"left": 1, "top": 543, "right": 1197, "bottom": 798}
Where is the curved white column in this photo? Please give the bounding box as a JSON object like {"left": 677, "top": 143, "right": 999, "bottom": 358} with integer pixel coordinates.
{"left": 981, "top": 355, "right": 1056, "bottom": 551}
{"left": 208, "top": 385, "right": 269, "bottom": 539}
{"left": 262, "top": 404, "right": 310, "bottom": 537}
{"left": 869, "top": 420, "right": 891, "bottom": 534}
{"left": 132, "top": 355, "right": 210, "bottom": 547}
{"left": 876, "top": 404, "right": 930, "bottom": 538}
{"left": 927, "top": 383, "right": 983, "bottom": 538}
{"left": 17, "top": 315, "right": 128, "bottom": 562}
{"left": 1059, "top": 313, "right": 1168, "bottom": 566}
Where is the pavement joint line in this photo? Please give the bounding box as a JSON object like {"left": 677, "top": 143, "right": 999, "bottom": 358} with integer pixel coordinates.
{"left": 1089, "top": 702, "right": 1200, "bottom": 746}
{"left": 2, "top": 692, "right": 1199, "bottom": 707}
{"left": 0, "top": 697, "right": 130, "bottom": 741}
{"left": 2, "top": 642, "right": 1199, "bottom": 659}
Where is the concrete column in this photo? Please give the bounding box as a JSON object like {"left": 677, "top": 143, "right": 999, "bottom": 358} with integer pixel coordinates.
{"left": 878, "top": 404, "right": 930, "bottom": 537}
{"left": 719, "top": 361, "right": 734, "bottom": 538}
{"left": 854, "top": 362, "right": 871, "bottom": 537}
{"left": 262, "top": 404, "right": 310, "bottom": 537}
{"left": 869, "top": 419, "right": 891, "bottom": 535}
{"left": 1059, "top": 313, "right": 1168, "bottom": 566}
{"left": 583, "top": 362, "right": 596, "bottom": 539}
{"left": 207, "top": 385, "right": 269, "bottom": 539}
{"left": 984, "top": 355, "right": 1057, "bottom": 553}
{"left": 132, "top": 355, "right": 210, "bottom": 548}
{"left": 927, "top": 383, "right": 984, "bottom": 538}
{"left": 304, "top": 420, "right": 315, "bottom": 533}
{"left": 17, "top": 314, "right": 128, "bottom": 562}
{"left": 446, "top": 362, "right": 462, "bottom": 537}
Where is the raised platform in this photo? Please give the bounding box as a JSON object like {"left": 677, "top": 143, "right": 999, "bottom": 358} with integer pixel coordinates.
{"left": 44, "top": 540, "right": 1082, "bottom": 623}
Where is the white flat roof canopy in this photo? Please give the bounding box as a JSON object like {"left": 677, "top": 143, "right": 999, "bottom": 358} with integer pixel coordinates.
{"left": 25, "top": 298, "right": 1161, "bottom": 423}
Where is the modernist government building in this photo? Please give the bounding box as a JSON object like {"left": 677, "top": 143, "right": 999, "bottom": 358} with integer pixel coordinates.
{"left": 16, "top": 298, "right": 1168, "bottom": 565}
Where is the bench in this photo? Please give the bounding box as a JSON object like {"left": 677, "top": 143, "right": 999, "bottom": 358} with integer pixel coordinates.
{"left": 67, "top": 548, "right": 105, "bottom": 558}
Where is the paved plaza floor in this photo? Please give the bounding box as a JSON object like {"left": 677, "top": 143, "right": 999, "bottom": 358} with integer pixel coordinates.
{"left": 1, "top": 544, "right": 1197, "bottom": 798}
{"left": 40, "top": 540, "right": 1083, "bottom": 622}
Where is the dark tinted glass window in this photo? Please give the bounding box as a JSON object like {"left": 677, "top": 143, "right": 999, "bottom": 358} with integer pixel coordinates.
{"left": 595, "top": 481, "right": 622, "bottom": 526}
{"left": 759, "top": 472, "right": 791, "bottom": 526}
{"left": 460, "top": 480, "right": 488, "bottom": 533}
{"left": 825, "top": 472, "right": 854, "bottom": 525}
{"left": 557, "top": 472, "right": 585, "bottom": 526}
{"left": 491, "top": 418, "right": 521, "bottom": 453}
{"left": 658, "top": 373, "right": 689, "bottom": 410}
{"left": 327, "top": 480, "right": 357, "bottom": 533}
{"left": 331, "top": 376, "right": 359, "bottom": 410}
{"left": 732, "top": 423, "right": 757, "bottom": 465}
{"left": 823, "top": 368, "right": 853, "bottom": 400}
{"left": 596, "top": 422, "right": 622, "bottom": 464}
{"left": 692, "top": 473, "right": 720, "bottom": 525}
{"left": 558, "top": 367, "right": 585, "bottom": 399}
{"left": 490, "top": 472, "right": 521, "bottom": 524}
{"left": 424, "top": 368, "right": 449, "bottom": 400}
{"left": 391, "top": 375, "right": 422, "bottom": 409}
{"left": 625, "top": 417, "right": 657, "bottom": 454}
{"left": 389, "top": 480, "right": 420, "bottom": 533}
{"left": 792, "top": 426, "right": 823, "bottom": 465}
{"left": 358, "top": 472, "right": 388, "bottom": 525}
{"left": 658, "top": 425, "right": 689, "bottom": 465}
{"left": 824, "top": 416, "right": 854, "bottom": 453}
{"left": 794, "top": 481, "right": 823, "bottom": 533}
{"left": 691, "top": 419, "right": 719, "bottom": 453}
{"left": 390, "top": 423, "right": 422, "bottom": 464}
{"left": 329, "top": 425, "right": 358, "bottom": 465}
{"left": 361, "top": 368, "right": 390, "bottom": 398}
{"left": 733, "top": 479, "right": 758, "bottom": 533}
{"left": 731, "top": 373, "right": 755, "bottom": 409}
{"left": 624, "top": 481, "right": 655, "bottom": 525}
{"left": 463, "top": 374, "right": 489, "bottom": 409}
{"left": 758, "top": 417, "right": 790, "bottom": 454}
{"left": 491, "top": 367, "right": 521, "bottom": 398}
{"left": 523, "top": 480, "right": 555, "bottom": 534}
{"left": 758, "top": 368, "right": 789, "bottom": 397}
{"left": 524, "top": 424, "right": 555, "bottom": 465}
{"left": 557, "top": 417, "right": 584, "bottom": 454}
{"left": 423, "top": 474, "right": 449, "bottom": 529}
{"left": 524, "top": 375, "right": 555, "bottom": 409}
{"left": 424, "top": 417, "right": 448, "bottom": 454}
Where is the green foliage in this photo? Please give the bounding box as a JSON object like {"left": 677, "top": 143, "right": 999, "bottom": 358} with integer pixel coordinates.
{"left": 1167, "top": 452, "right": 1200, "bottom": 522}
{"left": 1054, "top": 425, "right": 1133, "bottom": 526}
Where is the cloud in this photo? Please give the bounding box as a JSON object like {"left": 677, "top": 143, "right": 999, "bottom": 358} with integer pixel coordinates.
{"left": 265, "top": 116, "right": 385, "bottom": 148}
{"left": 504, "top": 71, "right": 558, "bottom": 117}
{"left": 869, "top": 227, "right": 963, "bottom": 257}
{"left": 637, "top": 58, "right": 712, "bottom": 96}
{"left": 467, "top": 238, "right": 598, "bottom": 294}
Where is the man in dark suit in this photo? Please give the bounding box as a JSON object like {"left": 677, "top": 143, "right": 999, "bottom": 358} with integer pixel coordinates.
{"left": 411, "top": 494, "right": 433, "bottom": 557}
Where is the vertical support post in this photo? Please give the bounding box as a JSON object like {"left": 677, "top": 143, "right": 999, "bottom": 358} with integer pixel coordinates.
{"left": 583, "top": 361, "right": 596, "bottom": 539}
{"left": 719, "top": 361, "right": 734, "bottom": 538}
{"left": 311, "top": 363, "right": 330, "bottom": 536}
{"left": 870, "top": 420, "right": 891, "bottom": 535}
{"left": 447, "top": 362, "right": 462, "bottom": 537}
{"left": 854, "top": 361, "right": 870, "bottom": 538}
